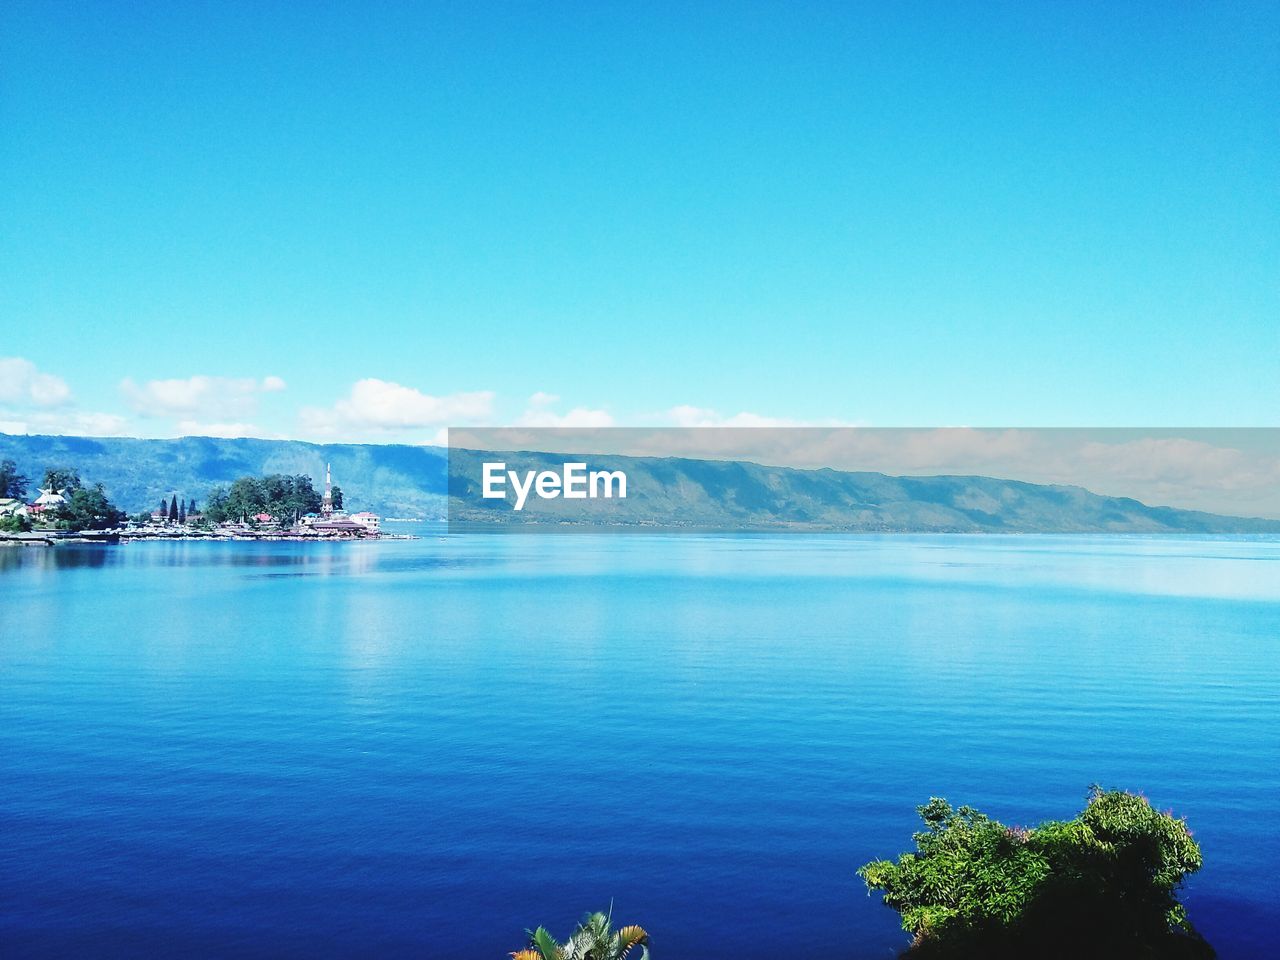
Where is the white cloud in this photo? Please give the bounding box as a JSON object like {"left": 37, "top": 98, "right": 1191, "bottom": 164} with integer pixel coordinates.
{"left": 666, "top": 405, "right": 717, "bottom": 427}
{"left": 175, "top": 420, "right": 273, "bottom": 439}
{"left": 665, "top": 404, "right": 848, "bottom": 428}
{"left": 0, "top": 357, "right": 129, "bottom": 437}
{"left": 0, "top": 409, "right": 132, "bottom": 437}
{"left": 120, "top": 375, "right": 286, "bottom": 419}
{"left": 510, "top": 390, "right": 613, "bottom": 427}
{"left": 0, "top": 357, "right": 72, "bottom": 407}
{"left": 517, "top": 406, "right": 615, "bottom": 428}
{"left": 300, "top": 379, "right": 496, "bottom": 438}
{"left": 64, "top": 411, "right": 133, "bottom": 436}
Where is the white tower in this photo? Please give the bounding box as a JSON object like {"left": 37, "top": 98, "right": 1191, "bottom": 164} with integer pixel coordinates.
{"left": 322, "top": 463, "right": 334, "bottom": 517}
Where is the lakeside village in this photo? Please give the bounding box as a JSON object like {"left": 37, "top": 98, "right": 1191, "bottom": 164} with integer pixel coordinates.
{"left": 0, "top": 459, "right": 401, "bottom": 546}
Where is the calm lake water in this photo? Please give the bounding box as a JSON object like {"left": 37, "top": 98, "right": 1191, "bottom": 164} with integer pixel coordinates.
{"left": 1, "top": 530, "right": 1278, "bottom": 958}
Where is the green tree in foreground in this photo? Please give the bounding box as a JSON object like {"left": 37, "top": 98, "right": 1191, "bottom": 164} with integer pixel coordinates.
{"left": 859, "top": 786, "right": 1212, "bottom": 959}
{"left": 0, "top": 458, "right": 30, "bottom": 499}
{"left": 512, "top": 909, "right": 650, "bottom": 960}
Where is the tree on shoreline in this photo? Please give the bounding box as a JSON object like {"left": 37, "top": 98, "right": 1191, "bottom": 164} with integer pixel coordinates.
{"left": 859, "top": 787, "right": 1212, "bottom": 959}
{"left": 42, "top": 467, "right": 81, "bottom": 494}
{"left": 203, "top": 474, "right": 323, "bottom": 525}
{"left": 0, "top": 459, "right": 30, "bottom": 499}
{"left": 51, "top": 483, "right": 125, "bottom": 531}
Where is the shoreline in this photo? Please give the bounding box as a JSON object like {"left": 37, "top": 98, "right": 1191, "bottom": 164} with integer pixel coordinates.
{"left": 1, "top": 530, "right": 417, "bottom": 546}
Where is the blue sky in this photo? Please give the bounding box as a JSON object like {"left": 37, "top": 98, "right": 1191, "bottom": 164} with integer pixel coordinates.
{"left": 1, "top": 1, "right": 1276, "bottom": 441}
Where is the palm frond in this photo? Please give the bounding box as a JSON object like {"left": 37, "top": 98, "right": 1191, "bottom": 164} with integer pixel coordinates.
{"left": 530, "top": 926, "right": 564, "bottom": 960}
{"left": 520, "top": 908, "right": 648, "bottom": 960}
{"left": 615, "top": 925, "right": 650, "bottom": 959}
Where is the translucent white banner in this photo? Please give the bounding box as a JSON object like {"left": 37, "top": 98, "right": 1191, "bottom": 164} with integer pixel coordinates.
{"left": 447, "top": 428, "right": 1280, "bottom": 533}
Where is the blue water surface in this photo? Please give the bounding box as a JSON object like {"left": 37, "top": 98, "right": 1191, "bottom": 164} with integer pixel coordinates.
{"left": 1, "top": 531, "right": 1278, "bottom": 958}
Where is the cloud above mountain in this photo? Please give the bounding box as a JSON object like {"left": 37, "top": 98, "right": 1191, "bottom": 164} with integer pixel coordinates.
{"left": 121, "top": 375, "right": 287, "bottom": 419}
{"left": 0, "top": 357, "right": 72, "bottom": 407}
{"left": 299, "top": 378, "right": 496, "bottom": 440}
{"left": 0, "top": 356, "right": 128, "bottom": 436}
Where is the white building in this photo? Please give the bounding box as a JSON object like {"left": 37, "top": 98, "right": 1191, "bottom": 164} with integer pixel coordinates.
{"left": 349, "top": 512, "right": 380, "bottom": 533}
{"left": 28, "top": 486, "right": 68, "bottom": 519}
{"left": 0, "top": 498, "right": 29, "bottom": 518}
{"left": 33, "top": 486, "right": 67, "bottom": 509}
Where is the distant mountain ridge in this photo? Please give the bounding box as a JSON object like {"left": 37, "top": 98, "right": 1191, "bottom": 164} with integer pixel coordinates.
{"left": 2, "top": 433, "right": 1277, "bottom": 533}
{"left": 447, "top": 447, "right": 1280, "bottom": 534}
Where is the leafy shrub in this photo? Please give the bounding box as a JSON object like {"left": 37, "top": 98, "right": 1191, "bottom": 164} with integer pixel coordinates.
{"left": 0, "top": 512, "right": 32, "bottom": 533}
{"left": 511, "top": 909, "right": 649, "bottom": 960}
{"left": 859, "top": 786, "right": 1213, "bottom": 959}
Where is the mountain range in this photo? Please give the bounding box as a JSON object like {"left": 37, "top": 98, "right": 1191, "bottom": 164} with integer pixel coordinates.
{"left": 446, "top": 447, "right": 1280, "bottom": 533}
{"left": 2, "top": 433, "right": 1277, "bottom": 533}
